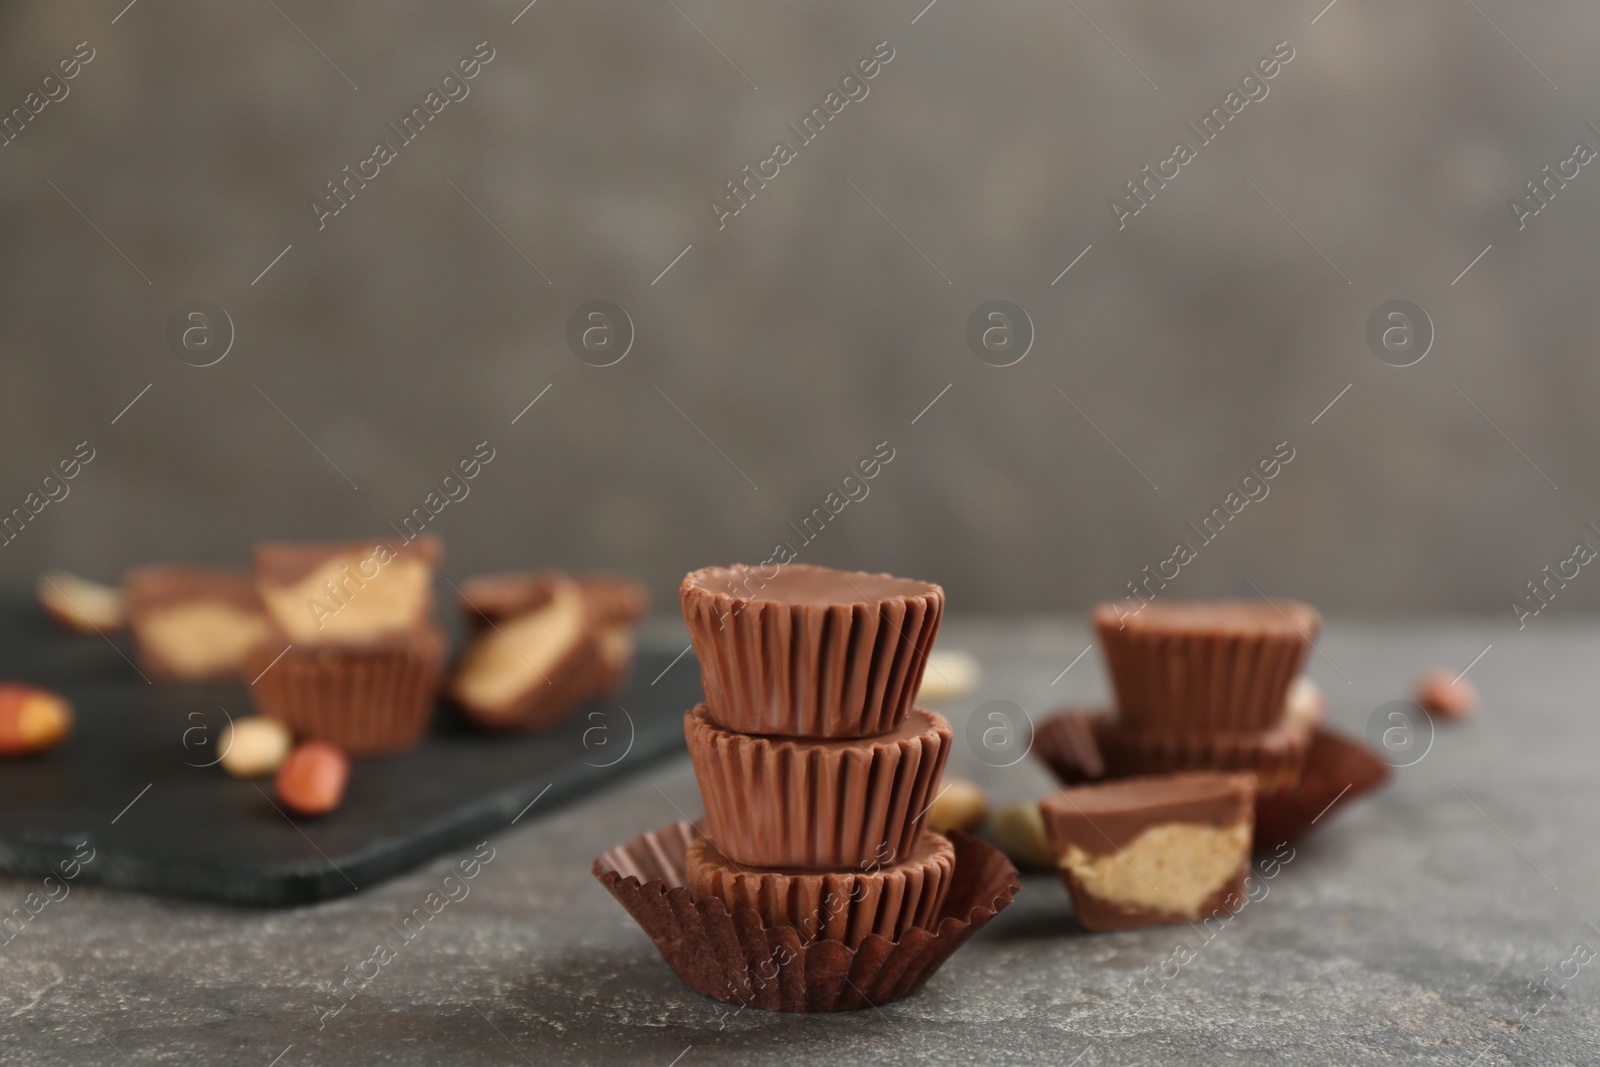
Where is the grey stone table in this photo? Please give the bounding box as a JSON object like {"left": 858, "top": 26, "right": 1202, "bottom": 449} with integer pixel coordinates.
{"left": 1, "top": 618, "right": 1595, "bottom": 1067}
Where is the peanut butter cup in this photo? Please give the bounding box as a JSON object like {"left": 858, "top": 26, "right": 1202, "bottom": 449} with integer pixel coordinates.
{"left": 681, "top": 563, "right": 943, "bottom": 738}
{"left": 1040, "top": 773, "right": 1255, "bottom": 931}
{"left": 243, "top": 624, "right": 447, "bottom": 755}
{"left": 685, "top": 704, "right": 952, "bottom": 869}
{"left": 1093, "top": 598, "right": 1320, "bottom": 733}
{"left": 686, "top": 829, "right": 955, "bottom": 948}
{"left": 122, "top": 565, "right": 270, "bottom": 682}
{"left": 1091, "top": 714, "right": 1312, "bottom": 793}
{"left": 254, "top": 535, "right": 441, "bottom": 645}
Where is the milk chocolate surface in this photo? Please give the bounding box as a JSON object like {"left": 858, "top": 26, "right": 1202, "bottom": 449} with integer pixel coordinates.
{"left": 1094, "top": 598, "right": 1320, "bottom": 637}
{"left": 685, "top": 563, "right": 938, "bottom": 606}
{"left": 123, "top": 566, "right": 261, "bottom": 613}
{"left": 1039, "top": 773, "right": 1255, "bottom": 853}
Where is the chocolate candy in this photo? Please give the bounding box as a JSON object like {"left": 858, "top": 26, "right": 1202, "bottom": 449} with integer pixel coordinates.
{"left": 681, "top": 564, "right": 943, "bottom": 738}
{"left": 1094, "top": 598, "right": 1320, "bottom": 733}
{"left": 686, "top": 829, "right": 955, "bottom": 948}
{"left": 448, "top": 573, "right": 598, "bottom": 732}
{"left": 122, "top": 565, "right": 270, "bottom": 682}
{"left": 1040, "top": 773, "right": 1255, "bottom": 931}
{"left": 1091, "top": 714, "right": 1312, "bottom": 793}
{"left": 253, "top": 535, "right": 441, "bottom": 644}
{"left": 685, "top": 704, "right": 952, "bottom": 869}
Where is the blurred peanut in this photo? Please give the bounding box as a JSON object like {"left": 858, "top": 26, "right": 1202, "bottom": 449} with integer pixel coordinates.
{"left": 220, "top": 717, "right": 293, "bottom": 779}
{"left": 993, "top": 800, "right": 1055, "bottom": 871}
{"left": 1417, "top": 669, "right": 1478, "bottom": 721}
{"left": 916, "top": 650, "right": 980, "bottom": 703}
{"left": 1284, "top": 676, "right": 1326, "bottom": 729}
{"left": 275, "top": 741, "right": 350, "bottom": 816}
{"left": 927, "top": 778, "right": 988, "bottom": 834}
{"left": 36, "top": 570, "right": 125, "bottom": 634}
{"left": 0, "top": 683, "right": 73, "bottom": 757}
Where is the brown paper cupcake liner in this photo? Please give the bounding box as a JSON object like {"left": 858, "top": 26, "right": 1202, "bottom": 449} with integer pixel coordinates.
{"left": 1031, "top": 709, "right": 1108, "bottom": 786}
{"left": 243, "top": 625, "right": 446, "bottom": 755}
{"left": 1092, "top": 715, "right": 1313, "bottom": 793}
{"left": 680, "top": 564, "right": 944, "bottom": 739}
{"left": 1254, "top": 729, "right": 1391, "bottom": 850}
{"left": 686, "top": 705, "right": 952, "bottom": 869}
{"left": 686, "top": 830, "right": 955, "bottom": 949}
{"left": 1093, "top": 599, "right": 1320, "bottom": 733}
{"left": 594, "top": 822, "right": 1019, "bottom": 1012}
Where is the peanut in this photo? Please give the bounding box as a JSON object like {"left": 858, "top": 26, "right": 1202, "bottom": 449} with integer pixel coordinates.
{"left": 916, "top": 650, "right": 980, "bottom": 703}
{"left": 275, "top": 741, "right": 350, "bottom": 816}
{"left": 36, "top": 570, "right": 125, "bottom": 634}
{"left": 993, "top": 800, "right": 1055, "bottom": 871}
{"left": 1417, "top": 669, "right": 1478, "bottom": 721}
{"left": 0, "top": 683, "right": 73, "bottom": 757}
{"left": 927, "top": 777, "right": 988, "bottom": 834}
{"left": 1284, "top": 676, "right": 1326, "bottom": 729}
{"left": 220, "top": 717, "right": 293, "bottom": 779}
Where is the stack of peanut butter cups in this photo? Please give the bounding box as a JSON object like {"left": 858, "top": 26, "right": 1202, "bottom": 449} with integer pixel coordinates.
{"left": 1088, "top": 599, "right": 1321, "bottom": 794}
{"left": 594, "top": 563, "right": 1019, "bottom": 1012}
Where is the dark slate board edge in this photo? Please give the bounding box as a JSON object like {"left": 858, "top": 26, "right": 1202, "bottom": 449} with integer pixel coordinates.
{"left": 0, "top": 736, "right": 685, "bottom": 908}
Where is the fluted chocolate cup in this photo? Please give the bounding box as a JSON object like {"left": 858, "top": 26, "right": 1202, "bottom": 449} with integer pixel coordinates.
{"left": 1093, "top": 598, "right": 1320, "bottom": 733}
{"left": 243, "top": 625, "right": 447, "bottom": 755}
{"left": 594, "top": 822, "right": 1019, "bottom": 1012}
{"left": 680, "top": 564, "right": 943, "bottom": 738}
{"left": 1091, "top": 715, "right": 1313, "bottom": 793}
{"left": 686, "top": 705, "right": 952, "bottom": 869}
{"left": 686, "top": 830, "right": 955, "bottom": 949}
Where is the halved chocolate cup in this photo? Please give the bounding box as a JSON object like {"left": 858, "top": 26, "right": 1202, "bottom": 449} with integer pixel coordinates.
{"left": 680, "top": 564, "right": 943, "bottom": 738}
{"left": 594, "top": 822, "right": 1019, "bottom": 1012}
{"left": 123, "top": 565, "right": 269, "bottom": 682}
{"left": 685, "top": 705, "right": 952, "bottom": 869}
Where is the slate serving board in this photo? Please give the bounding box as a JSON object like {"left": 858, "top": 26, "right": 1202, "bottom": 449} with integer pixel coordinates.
{"left": 0, "top": 600, "right": 699, "bottom": 906}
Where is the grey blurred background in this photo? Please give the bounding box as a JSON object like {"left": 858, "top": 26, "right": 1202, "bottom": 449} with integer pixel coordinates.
{"left": 1, "top": 0, "right": 1594, "bottom": 620}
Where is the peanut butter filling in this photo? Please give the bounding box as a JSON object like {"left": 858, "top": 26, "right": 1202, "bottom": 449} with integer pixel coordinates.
{"left": 449, "top": 583, "right": 587, "bottom": 710}
{"left": 260, "top": 552, "right": 432, "bottom": 642}
{"left": 140, "top": 602, "right": 271, "bottom": 679}
{"left": 1059, "top": 820, "right": 1249, "bottom": 915}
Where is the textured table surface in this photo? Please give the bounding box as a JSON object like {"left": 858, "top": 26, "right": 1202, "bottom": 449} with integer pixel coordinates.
{"left": 1, "top": 617, "right": 1594, "bottom": 1067}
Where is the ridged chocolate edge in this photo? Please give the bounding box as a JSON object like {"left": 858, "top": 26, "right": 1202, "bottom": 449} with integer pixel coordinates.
{"left": 686, "top": 831, "right": 955, "bottom": 949}
{"left": 1091, "top": 715, "right": 1313, "bottom": 792}
{"left": 686, "top": 706, "right": 952, "bottom": 869}
{"left": 594, "top": 822, "right": 1020, "bottom": 1012}
{"left": 1094, "top": 608, "right": 1319, "bottom": 733}
{"left": 242, "top": 627, "right": 446, "bottom": 755}
{"left": 680, "top": 576, "right": 944, "bottom": 739}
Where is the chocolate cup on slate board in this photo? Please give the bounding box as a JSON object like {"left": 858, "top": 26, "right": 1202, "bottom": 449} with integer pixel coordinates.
{"left": 122, "top": 565, "right": 270, "bottom": 683}
{"left": 680, "top": 564, "right": 943, "bottom": 738}
{"left": 594, "top": 822, "right": 1019, "bottom": 1012}
{"left": 686, "top": 829, "right": 956, "bottom": 949}
{"left": 1093, "top": 598, "right": 1320, "bottom": 733}
{"left": 1091, "top": 714, "right": 1313, "bottom": 793}
{"left": 244, "top": 625, "right": 447, "bottom": 756}
{"left": 685, "top": 705, "right": 952, "bottom": 869}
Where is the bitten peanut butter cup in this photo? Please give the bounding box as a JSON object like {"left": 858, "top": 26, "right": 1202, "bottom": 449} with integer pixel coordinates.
{"left": 254, "top": 535, "right": 441, "bottom": 645}
{"left": 122, "top": 565, "right": 271, "bottom": 682}
{"left": 686, "top": 830, "right": 955, "bottom": 949}
{"left": 448, "top": 573, "right": 599, "bottom": 732}
{"left": 1093, "top": 598, "right": 1320, "bottom": 733}
{"left": 576, "top": 573, "right": 649, "bottom": 697}
{"left": 1040, "top": 772, "right": 1255, "bottom": 931}
{"left": 685, "top": 705, "right": 952, "bottom": 869}
{"left": 594, "top": 822, "right": 1019, "bottom": 1012}
{"left": 1091, "top": 715, "right": 1313, "bottom": 793}
{"left": 680, "top": 564, "right": 943, "bottom": 738}
{"left": 243, "top": 624, "right": 447, "bottom": 755}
